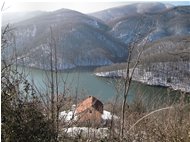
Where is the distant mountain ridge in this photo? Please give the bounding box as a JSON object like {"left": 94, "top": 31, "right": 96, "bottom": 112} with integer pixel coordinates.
{"left": 2, "top": 11, "right": 45, "bottom": 25}
{"left": 91, "top": 2, "right": 173, "bottom": 24}
{"left": 3, "top": 8, "right": 127, "bottom": 70}
{"left": 104, "top": 5, "right": 190, "bottom": 46}
{"left": 2, "top": 3, "right": 190, "bottom": 70}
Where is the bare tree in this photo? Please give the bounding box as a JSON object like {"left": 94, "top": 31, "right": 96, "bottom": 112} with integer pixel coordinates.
{"left": 120, "top": 39, "right": 144, "bottom": 140}
{"left": 119, "top": 20, "right": 155, "bottom": 140}
{"left": 1, "top": 10, "right": 55, "bottom": 141}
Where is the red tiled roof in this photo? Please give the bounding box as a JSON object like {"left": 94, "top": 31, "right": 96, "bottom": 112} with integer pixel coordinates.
{"left": 76, "top": 96, "right": 103, "bottom": 114}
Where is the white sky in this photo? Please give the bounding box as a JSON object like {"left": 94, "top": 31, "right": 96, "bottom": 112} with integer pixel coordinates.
{"left": 1, "top": 0, "right": 190, "bottom": 13}
{"left": 2, "top": 2, "right": 129, "bottom": 13}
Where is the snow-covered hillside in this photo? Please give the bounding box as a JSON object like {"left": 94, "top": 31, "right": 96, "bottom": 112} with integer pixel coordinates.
{"left": 95, "top": 62, "right": 190, "bottom": 92}
{"left": 3, "top": 4, "right": 190, "bottom": 71}
{"left": 3, "top": 8, "right": 127, "bottom": 70}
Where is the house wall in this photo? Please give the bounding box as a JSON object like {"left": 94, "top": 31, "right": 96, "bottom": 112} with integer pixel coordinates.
{"left": 93, "top": 100, "right": 103, "bottom": 113}
{"left": 77, "top": 107, "right": 102, "bottom": 126}
{"left": 76, "top": 97, "right": 93, "bottom": 114}
{"left": 75, "top": 96, "right": 103, "bottom": 126}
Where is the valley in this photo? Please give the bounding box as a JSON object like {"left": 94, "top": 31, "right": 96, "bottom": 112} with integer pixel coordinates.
{"left": 2, "top": 2, "right": 190, "bottom": 141}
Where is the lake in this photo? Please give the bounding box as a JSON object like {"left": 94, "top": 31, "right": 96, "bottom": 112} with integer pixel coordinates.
{"left": 17, "top": 66, "right": 180, "bottom": 105}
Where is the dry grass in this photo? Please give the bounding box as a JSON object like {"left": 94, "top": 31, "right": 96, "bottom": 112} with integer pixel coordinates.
{"left": 124, "top": 104, "right": 190, "bottom": 142}
{"left": 102, "top": 92, "right": 190, "bottom": 142}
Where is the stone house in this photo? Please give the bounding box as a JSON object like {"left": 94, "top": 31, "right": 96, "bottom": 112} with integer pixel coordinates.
{"left": 75, "top": 96, "right": 103, "bottom": 126}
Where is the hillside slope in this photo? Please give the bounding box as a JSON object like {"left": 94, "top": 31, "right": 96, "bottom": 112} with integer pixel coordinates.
{"left": 108, "top": 6, "right": 190, "bottom": 45}
{"left": 94, "top": 35, "right": 190, "bottom": 92}
{"left": 3, "top": 4, "right": 190, "bottom": 71}
{"left": 91, "top": 2, "right": 172, "bottom": 24}
{"left": 3, "top": 9, "right": 127, "bottom": 70}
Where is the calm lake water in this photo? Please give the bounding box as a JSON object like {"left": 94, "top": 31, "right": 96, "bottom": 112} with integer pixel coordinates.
{"left": 17, "top": 66, "right": 180, "bottom": 104}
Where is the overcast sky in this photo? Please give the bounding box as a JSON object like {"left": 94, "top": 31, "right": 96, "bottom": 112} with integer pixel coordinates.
{"left": 2, "top": 1, "right": 190, "bottom": 14}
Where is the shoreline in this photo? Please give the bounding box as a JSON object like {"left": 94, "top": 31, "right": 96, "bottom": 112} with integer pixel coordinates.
{"left": 95, "top": 71, "right": 190, "bottom": 93}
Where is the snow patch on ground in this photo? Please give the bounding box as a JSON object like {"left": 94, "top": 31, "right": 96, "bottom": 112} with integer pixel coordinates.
{"left": 95, "top": 70, "right": 125, "bottom": 77}
{"left": 60, "top": 105, "right": 118, "bottom": 138}
{"left": 63, "top": 127, "right": 109, "bottom": 138}
{"left": 102, "top": 110, "right": 119, "bottom": 120}
{"left": 60, "top": 110, "right": 77, "bottom": 121}
{"left": 60, "top": 106, "right": 118, "bottom": 122}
